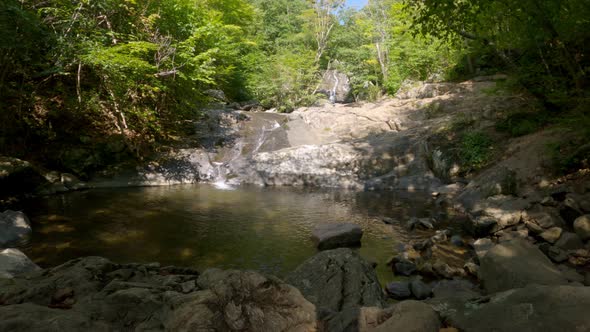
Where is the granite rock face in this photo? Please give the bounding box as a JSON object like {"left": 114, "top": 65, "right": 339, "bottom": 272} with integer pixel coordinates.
{"left": 287, "top": 248, "right": 384, "bottom": 332}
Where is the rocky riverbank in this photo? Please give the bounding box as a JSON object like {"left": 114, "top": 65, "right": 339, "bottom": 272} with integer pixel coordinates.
{"left": 2, "top": 77, "right": 590, "bottom": 331}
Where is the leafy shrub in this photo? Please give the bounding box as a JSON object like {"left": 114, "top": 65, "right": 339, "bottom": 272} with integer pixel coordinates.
{"left": 459, "top": 131, "right": 492, "bottom": 171}
{"left": 496, "top": 110, "right": 551, "bottom": 137}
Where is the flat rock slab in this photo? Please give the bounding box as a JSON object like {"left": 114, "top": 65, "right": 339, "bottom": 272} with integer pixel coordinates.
{"left": 311, "top": 223, "right": 363, "bottom": 250}
{"left": 448, "top": 285, "right": 590, "bottom": 332}
{"left": 479, "top": 238, "right": 567, "bottom": 293}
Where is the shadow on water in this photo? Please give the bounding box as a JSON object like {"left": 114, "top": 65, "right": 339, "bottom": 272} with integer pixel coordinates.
{"left": 21, "top": 184, "right": 443, "bottom": 284}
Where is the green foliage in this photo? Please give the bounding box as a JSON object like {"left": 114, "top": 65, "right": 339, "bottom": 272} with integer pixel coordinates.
{"left": 404, "top": 0, "right": 590, "bottom": 107}
{"left": 459, "top": 131, "right": 493, "bottom": 171}
{"left": 496, "top": 110, "right": 552, "bottom": 137}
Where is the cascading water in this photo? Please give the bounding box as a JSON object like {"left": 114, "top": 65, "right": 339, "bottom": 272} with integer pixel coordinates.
{"left": 206, "top": 112, "right": 288, "bottom": 189}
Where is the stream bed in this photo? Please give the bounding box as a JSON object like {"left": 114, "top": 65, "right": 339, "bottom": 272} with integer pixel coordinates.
{"left": 22, "top": 184, "right": 443, "bottom": 284}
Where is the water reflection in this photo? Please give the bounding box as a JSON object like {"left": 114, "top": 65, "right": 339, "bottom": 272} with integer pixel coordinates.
{"left": 22, "top": 184, "right": 441, "bottom": 284}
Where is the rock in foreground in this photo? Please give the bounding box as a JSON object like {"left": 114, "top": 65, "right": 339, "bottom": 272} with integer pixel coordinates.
{"left": 287, "top": 248, "right": 384, "bottom": 332}
{"left": 448, "top": 285, "right": 590, "bottom": 332}
{"left": 311, "top": 223, "right": 363, "bottom": 250}
{"left": 0, "top": 249, "right": 40, "bottom": 278}
{"left": 479, "top": 239, "right": 567, "bottom": 293}
{"left": 359, "top": 301, "right": 441, "bottom": 332}
{"left": 0, "top": 257, "right": 316, "bottom": 331}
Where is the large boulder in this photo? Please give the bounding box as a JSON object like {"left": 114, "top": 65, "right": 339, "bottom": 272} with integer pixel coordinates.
{"left": 466, "top": 195, "right": 529, "bottom": 234}
{"left": 311, "top": 223, "right": 363, "bottom": 250}
{"left": 0, "top": 157, "right": 47, "bottom": 197}
{"left": 479, "top": 239, "right": 568, "bottom": 293}
{"left": 166, "top": 269, "right": 316, "bottom": 331}
{"left": 0, "top": 249, "right": 40, "bottom": 278}
{"left": 359, "top": 301, "right": 441, "bottom": 332}
{"left": 447, "top": 285, "right": 590, "bottom": 332}
{"left": 287, "top": 248, "right": 384, "bottom": 332}
{"left": 0, "top": 257, "right": 316, "bottom": 332}
{"left": 573, "top": 214, "right": 590, "bottom": 241}
{"left": 455, "top": 167, "right": 517, "bottom": 211}
{"left": 0, "top": 210, "right": 32, "bottom": 247}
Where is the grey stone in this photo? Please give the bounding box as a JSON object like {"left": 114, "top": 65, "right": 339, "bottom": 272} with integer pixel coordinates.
{"left": 410, "top": 279, "right": 432, "bottom": 300}
{"left": 551, "top": 247, "right": 569, "bottom": 263}
{"left": 287, "top": 248, "right": 384, "bottom": 332}
{"left": 522, "top": 205, "right": 565, "bottom": 229}
{"left": 394, "top": 259, "right": 417, "bottom": 276}
{"left": 359, "top": 301, "right": 440, "bottom": 332}
{"left": 539, "top": 227, "right": 563, "bottom": 244}
{"left": 447, "top": 285, "right": 590, "bottom": 332}
{"left": 573, "top": 215, "right": 590, "bottom": 241}
{"left": 0, "top": 210, "right": 32, "bottom": 247}
{"left": 554, "top": 232, "right": 584, "bottom": 250}
{"left": 473, "top": 238, "right": 494, "bottom": 260}
{"left": 386, "top": 282, "right": 411, "bottom": 300}
{"left": 479, "top": 239, "right": 568, "bottom": 293}
{"left": 0, "top": 249, "right": 40, "bottom": 278}
{"left": 407, "top": 217, "right": 434, "bottom": 230}
{"left": 432, "top": 279, "right": 480, "bottom": 299}
{"left": 455, "top": 167, "right": 517, "bottom": 211}
{"left": 467, "top": 196, "right": 529, "bottom": 234}
{"left": 311, "top": 223, "right": 363, "bottom": 250}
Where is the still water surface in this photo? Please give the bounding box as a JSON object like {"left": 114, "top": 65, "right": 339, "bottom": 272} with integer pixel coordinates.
{"left": 23, "top": 184, "right": 439, "bottom": 284}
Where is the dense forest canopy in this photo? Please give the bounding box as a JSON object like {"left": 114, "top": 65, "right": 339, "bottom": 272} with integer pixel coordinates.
{"left": 0, "top": 0, "right": 588, "bottom": 174}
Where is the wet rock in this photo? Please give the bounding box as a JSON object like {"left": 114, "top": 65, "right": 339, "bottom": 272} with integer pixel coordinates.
{"left": 0, "top": 249, "right": 40, "bottom": 278}
{"left": 407, "top": 217, "right": 434, "bottom": 230}
{"left": 0, "top": 210, "right": 32, "bottom": 247}
{"left": 385, "top": 282, "right": 411, "bottom": 300}
{"left": 358, "top": 301, "right": 440, "bottom": 332}
{"left": 287, "top": 248, "right": 384, "bottom": 332}
{"left": 311, "top": 223, "right": 363, "bottom": 250}
{"left": 410, "top": 278, "right": 432, "bottom": 300}
{"left": 573, "top": 215, "right": 590, "bottom": 241}
{"left": 554, "top": 232, "right": 584, "bottom": 250}
{"left": 394, "top": 259, "right": 417, "bottom": 276}
{"left": 479, "top": 239, "right": 568, "bottom": 293}
{"left": 539, "top": 227, "right": 563, "bottom": 244}
{"left": 447, "top": 285, "right": 590, "bottom": 332}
